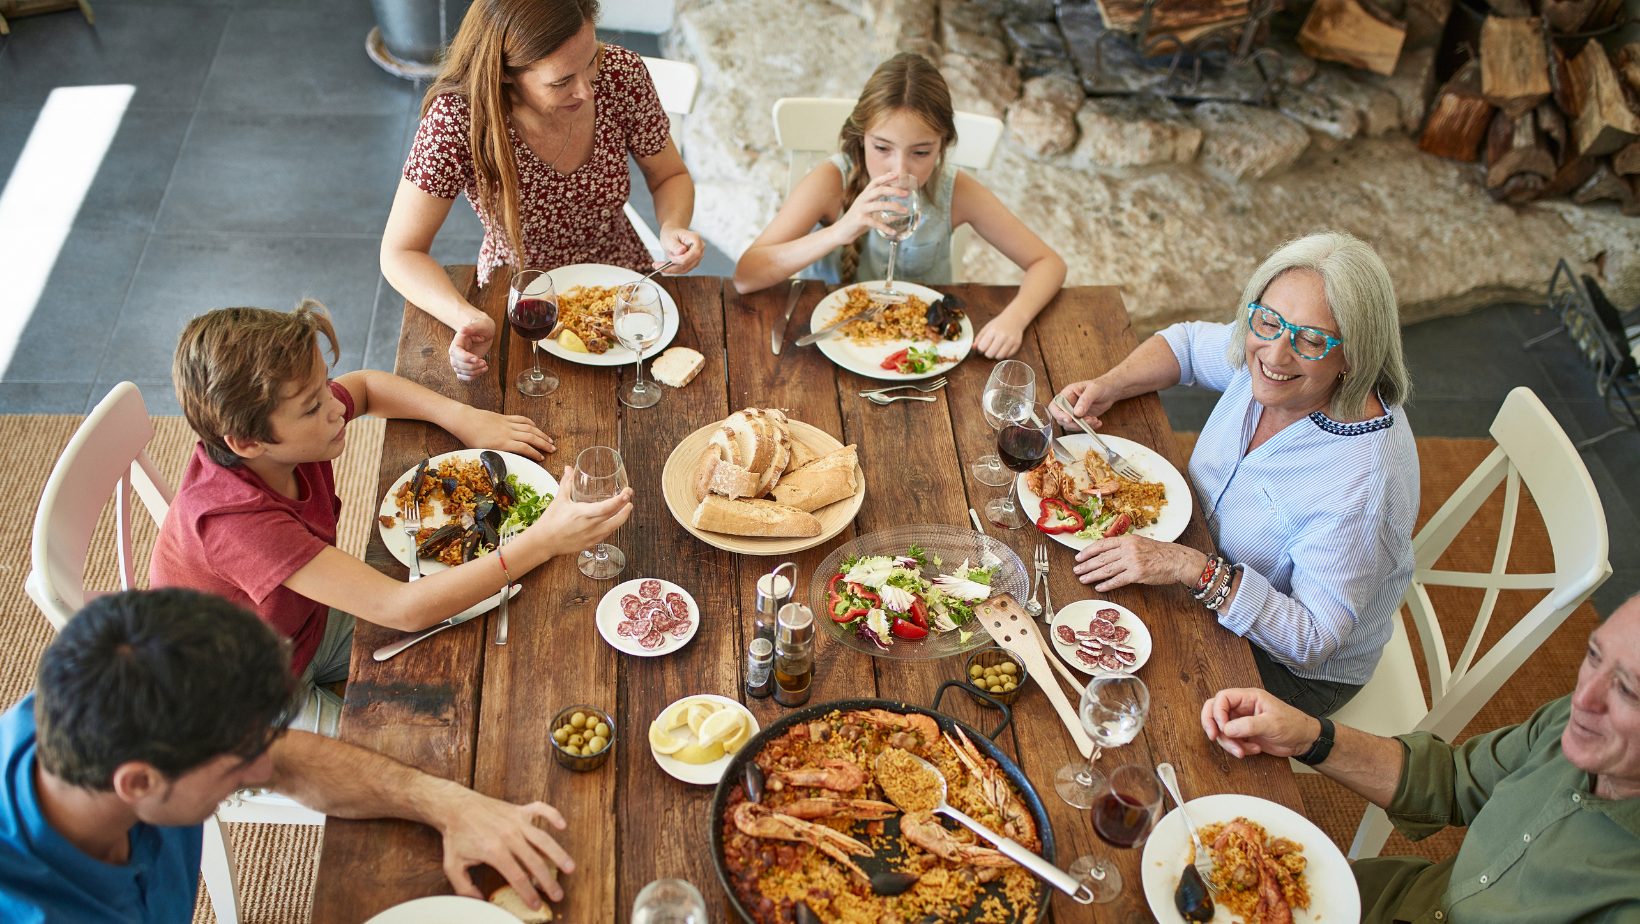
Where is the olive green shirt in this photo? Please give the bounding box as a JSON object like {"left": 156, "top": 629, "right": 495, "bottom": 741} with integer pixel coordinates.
{"left": 1355, "top": 695, "right": 1640, "bottom": 924}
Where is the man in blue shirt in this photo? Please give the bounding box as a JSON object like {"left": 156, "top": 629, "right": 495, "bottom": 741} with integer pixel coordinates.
{"left": 0, "top": 588, "right": 573, "bottom": 923}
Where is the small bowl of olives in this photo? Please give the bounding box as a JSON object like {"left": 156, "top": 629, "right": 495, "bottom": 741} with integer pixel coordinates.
{"left": 550, "top": 705, "right": 614, "bottom": 772}
{"left": 962, "top": 647, "right": 1027, "bottom": 708}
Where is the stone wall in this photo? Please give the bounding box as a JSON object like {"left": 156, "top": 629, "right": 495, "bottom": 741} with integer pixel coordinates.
{"left": 666, "top": 0, "right": 1640, "bottom": 333}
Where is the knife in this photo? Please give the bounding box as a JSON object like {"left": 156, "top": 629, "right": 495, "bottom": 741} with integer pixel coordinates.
{"left": 1049, "top": 435, "right": 1078, "bottom": 463}
{"left": 372, "top": 584, "right": 520, "bottom": 661}
{"left": 772, "top": 279, "right": 802, "bottom": 355}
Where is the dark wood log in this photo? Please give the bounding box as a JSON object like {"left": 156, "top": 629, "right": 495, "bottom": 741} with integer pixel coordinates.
{"left": 1551, "top": 43, "right": 1582, "bottom": 118}
{"left": 1573, "top": 161, "right": 1636, "bottom": 205}
{"left": 1540, "top": 153, "right": 1600, "bottom": 197}
{"left": 1537, "top": 100, "right": 1569, "bottom": 163}
{"left": 1092, "top": 0, "right": 1252, "bottom": 36}
{"left": 1492, "top": 170, "right": 1547, "bottom": 202}
{"left": 1487, "top": 109, "right": 1556, "bottom": 189}
{"left": 1420, "top": 60, "right": 1495, "bottom": 161}
{"left": 1484, "top": 0, "right": 1531, "bottom": 15}
{"left": 1615, "top": 44, "right": 1640, "bottom": 106}
{"left": 1568, "top": 39, "right": 1640, "bottom": 157}
{"left": 1480, "top": 16, "right": 1550, "bottom": 119}
{"left": 1541, "top": 0, "right": 1600, "bottom": 33}
{"left": 1614, "top": 139, "right": 1640, "bottom": 176}
{"left": 1299, "top": 0, "right": 1408, "bottom": 76}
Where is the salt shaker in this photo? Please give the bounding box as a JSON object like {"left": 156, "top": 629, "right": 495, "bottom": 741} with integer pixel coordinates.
{"left": 745, "top": 637, "right": 774, "bottom": 699}
{"left": 773, "top": 602, "right": 815, "bottom": 707}
{"left": 753, "top": 562, "right": 796, "bottom": 649}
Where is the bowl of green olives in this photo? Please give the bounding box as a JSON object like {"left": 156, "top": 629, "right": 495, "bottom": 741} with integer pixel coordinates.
{"left": 550, "top": 705, "right": 614, "bottom": 771}
{"left": 962, "top": 648, "right": 1026, "bottom": 708}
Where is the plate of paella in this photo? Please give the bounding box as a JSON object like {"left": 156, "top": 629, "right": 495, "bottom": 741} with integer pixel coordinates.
{"left": 808, "top": 281, "right": 973, "bottom": 381}
{"left": 532, "top": 263, "right": 680, "bottom": 367}
{"left": 375, "top": 450, "right": 558, "bottom": 575}
{"left": 1016, "top": 433, "right": 1192, "bottom": 551}
{"left": 1140, "top": 793, "right": 1356, "bottom": 924}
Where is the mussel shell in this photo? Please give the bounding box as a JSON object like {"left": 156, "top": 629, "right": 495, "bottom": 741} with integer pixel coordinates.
{"left": 414, "top": 523, "right": 464, "bottom": 557}
{"left": 744, "top": 763, "right": 765, "bottom": 804}
{"left": 440, "top": 476, "right": 459, "bottom": 496}
{"left": 479, "top": 451, "right": 508, "bottom": 489}
{"left": 461, "top": 528, "right": 486, "bottom": 563}
{"left": 924, "top": 295, "right": 966, "bottom": 341}
{"left": 476, "top": 520, "right": 499, "bottom": 549}
{"left": 473, "top": 496, "right": 499, "bottom": 528}
{"left": 869, "top": 870, "right": 921, "bottom": 896}
{"left": 493, "top": 476, "right": 517, "bottom": 507}
{"left": 1175, "top": 864, "right": 1215, "bottom": 923}
{"left": 409, "top": 459, "right": 430, "bottom": 498}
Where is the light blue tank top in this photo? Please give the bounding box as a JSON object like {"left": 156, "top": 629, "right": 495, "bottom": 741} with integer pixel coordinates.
{"left": 799, "top": 152, "right": 958, "bottom": 286}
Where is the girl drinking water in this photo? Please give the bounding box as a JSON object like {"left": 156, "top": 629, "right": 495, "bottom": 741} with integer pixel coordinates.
{"left": 733, "top": 53, "right": 1065, "bottom": 359}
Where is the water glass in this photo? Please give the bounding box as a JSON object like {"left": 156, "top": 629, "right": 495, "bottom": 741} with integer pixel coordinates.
{"left": 509, "top": 269, "right": 560, "bottom": 397}
{"left": 972, "top": 360, "right": 1035, "bottom": 486}
{"left": 631, "top": 878, "right": 707, "bottom": 924}
{"left": 1056, "top": 673, "right": 1149, "bottom": 809}
{"left": 869, "top": 173, "right": 922, "bottom": 305}
{"left": 573, "top": 446, "right": 628, "bottom": 579}
{"left": 614, "top": 280, "right": 664, "bottom": 409}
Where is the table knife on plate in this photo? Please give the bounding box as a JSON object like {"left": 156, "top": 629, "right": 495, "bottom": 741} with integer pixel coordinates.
{"left": 1049, "top": 436, "right": 1078, "bottom": 463}
{"left": 772, "top": 279, "right": 802, "bottom": 355}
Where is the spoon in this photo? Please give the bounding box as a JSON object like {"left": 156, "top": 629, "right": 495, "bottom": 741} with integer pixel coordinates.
{"left": 1157, "top": 762, "right": 1217, "bottom": 921}
{"left": 900, "top": 752, "right": 1095, "bottom": 903}
{"left": 865, "top": 393, "right": 937, "bottom": 405}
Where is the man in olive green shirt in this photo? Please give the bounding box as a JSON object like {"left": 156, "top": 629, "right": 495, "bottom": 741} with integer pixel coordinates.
{"left": 1200, "top": 593, "right": 1640, "bottom": 923}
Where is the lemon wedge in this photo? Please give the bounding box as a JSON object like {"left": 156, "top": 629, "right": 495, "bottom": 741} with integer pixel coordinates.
{"left": 697, "top": 708, "right": 745, "bottom": 748}
{"left": 687, "top": 703, "right": 718, "bottom": 739}
{"left": 559, "top": 330, "right": 590, "bottom": 353}
{"left": 662, "top": 699, "right": 696, "bottom": 731}
{"left": 648, "top": 720, "right": 687, "bottom": 756}
{"left": 673, "top": 741, "right": 726, "bottom": 765}
{"left": 723, "top": 717, "right": 754, "bottom": 754}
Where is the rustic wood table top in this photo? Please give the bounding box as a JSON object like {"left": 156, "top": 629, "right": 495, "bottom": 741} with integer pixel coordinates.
{"left": 309, "top": 269, "right": 1305, "bottom": 924}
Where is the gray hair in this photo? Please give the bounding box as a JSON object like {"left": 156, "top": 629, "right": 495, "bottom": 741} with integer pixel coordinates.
{"left": 1225, "top": 231, "right": 1412, "bottom": 421}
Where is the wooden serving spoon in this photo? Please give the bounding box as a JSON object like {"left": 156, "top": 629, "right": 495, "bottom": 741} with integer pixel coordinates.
{"left": 977, "top": 593, "right": 1095, "bottom": 758}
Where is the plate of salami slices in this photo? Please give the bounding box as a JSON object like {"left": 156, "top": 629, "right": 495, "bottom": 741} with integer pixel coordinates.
{"left": 595, "top": 578, "right": 700, "bottom": 657}
{"left": 1050, "top": 599, "right": 1152, "bottom": 675}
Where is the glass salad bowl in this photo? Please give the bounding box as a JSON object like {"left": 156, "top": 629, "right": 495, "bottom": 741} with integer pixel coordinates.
{"left": 808, "top": 524, "right": 1029, "bottom": 660}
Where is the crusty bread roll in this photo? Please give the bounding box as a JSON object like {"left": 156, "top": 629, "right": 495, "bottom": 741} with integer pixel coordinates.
{"left": 708, "top": 459, "right": 760, "bottom": 499}
{"left": 650, "top": 346, "right": 704, "bottom": 388}
{"left": 490, "top": 885, "right": 553, "bottom": 922}
{"left": 691, "top": 496, "right": 821, "bottom": 538}
{"left": 769, "top": 444, "right": 858, "bottom": 512}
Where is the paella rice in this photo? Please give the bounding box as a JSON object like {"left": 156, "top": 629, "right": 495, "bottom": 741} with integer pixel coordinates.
{"left": 1083, "top": 450, "right": 1166, "bottom": 532}
{"left": 832, "top": 286, "right": 938, "bottom": 346}
{"left": 721, "top": 710, "right": 1044, "bottom": 924}
{"left": 391, "top": 458, "right": 503, "bottom": 567}
{"left": 556, "top": 284, "right": 621, "bottom": 353}
{"left": 1199, "top": 818, "right": 1309, "bottom": 924}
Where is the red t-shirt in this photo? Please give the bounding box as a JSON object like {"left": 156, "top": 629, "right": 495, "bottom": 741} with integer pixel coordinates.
{"left": 149, "top": 381, "right": 355, "bottom": 676}
{"left": 402, "top": 43, "right": 671, "bottom": 282}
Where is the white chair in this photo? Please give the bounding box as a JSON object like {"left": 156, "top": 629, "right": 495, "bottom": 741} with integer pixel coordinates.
{"left": 625, "top": 55, "right": 703, "bottom": 261}
{"left": 1297, "top": 386, "right": 1611, "bottom": 860}
{"left": 772, "top": 97, "right": 1006, "bottom": 280}
{"left": 23, "top": 382, "right": 323, "bottom": 924}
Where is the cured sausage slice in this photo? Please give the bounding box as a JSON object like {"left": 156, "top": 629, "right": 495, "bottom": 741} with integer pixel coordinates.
{"left": 639, "top": 579, "right": 662, "bottom": 600}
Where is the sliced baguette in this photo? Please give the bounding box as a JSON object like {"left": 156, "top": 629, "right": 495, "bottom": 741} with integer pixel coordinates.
{"left": 691, "top": 495, "right": 821, "bottom": 538}
{"left": 691, "top": 445, "right": 723, "bottom": 503}
{"left": 754, "top": 430, "right": 791, "bottom": 498}
{"left": 785, "top": 437, "right": 820, "bottom": 473}
{"left": 709, "top": 426, "right": 738, "bottom": 467}
{"left": 770, "top": 444, "right": 858, "bottom": 512}
{"left": 651, "top": 346, "right": 704, "bottom": 388}
{"left": 724, "top": 411, "right": 775, "bottom": 474}
{"left": 708, "top": 459, "right": 760, "bottom": 499}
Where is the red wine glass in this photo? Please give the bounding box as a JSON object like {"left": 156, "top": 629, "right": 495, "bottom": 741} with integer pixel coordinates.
{"left": 1074, "top": 763, "right": 1163, "bottom": 903}
{"left": 985, "top": 400, "right": 1051, "bottom": 529}
{"left": 509, "top": 269, "right": 560, "bottom": 397}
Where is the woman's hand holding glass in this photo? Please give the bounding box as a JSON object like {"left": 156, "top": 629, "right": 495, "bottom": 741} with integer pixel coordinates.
{"left": 1074, "top": 534, "right": 1208, "bottom": 591}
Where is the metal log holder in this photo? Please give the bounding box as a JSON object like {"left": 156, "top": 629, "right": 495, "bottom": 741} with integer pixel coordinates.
{"left": 1088, "top": 0, "right": 1288, "bottom": 105}
{"left": 1526, "top": 259, "right": 1640, "bottom": 449}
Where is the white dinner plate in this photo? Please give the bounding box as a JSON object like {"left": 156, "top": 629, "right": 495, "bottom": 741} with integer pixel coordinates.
{"left": 1141, "top": 793, "right": 1359, "bottom": 924}
{"left": 1050, "top": 599, "right": 1153, "bottom": 675}
{"left": 594, "top": 578, "right": 701, "bottom": 658}
{"left": 532, "top": 263, "right": 681, "bottom": 367}
{"left": 808, "top": 280, "right": 973, "bottom": 381}
{"left": 1016, "top": 433, "right": 1193, "bottom": 551}
{"left": 362, "top": 895, "right": 525, "bottom": 924}
{"left": 649, "top": 694, "right": 760, "bottom": 785}
{"left": 376, "top": 450, "right": 559, "bottom": 575}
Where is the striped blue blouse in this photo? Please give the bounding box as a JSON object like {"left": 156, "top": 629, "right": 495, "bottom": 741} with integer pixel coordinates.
{"left": 1160, "top": 321, "right": 1419, "bottom": 686}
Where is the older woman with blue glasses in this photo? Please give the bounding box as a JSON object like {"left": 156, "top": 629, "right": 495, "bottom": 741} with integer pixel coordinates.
{"left": 1052, "top": 231, "right": 1417, "bottom": 717}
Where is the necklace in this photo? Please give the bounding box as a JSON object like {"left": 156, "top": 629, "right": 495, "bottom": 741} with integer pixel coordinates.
{"left": 548, "top": 116, "right": 574, "bottom": 171}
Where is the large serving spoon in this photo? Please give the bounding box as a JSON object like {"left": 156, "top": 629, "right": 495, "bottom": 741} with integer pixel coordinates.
{"left": 896, "top": 751, "right": 1095, "bottom": 904}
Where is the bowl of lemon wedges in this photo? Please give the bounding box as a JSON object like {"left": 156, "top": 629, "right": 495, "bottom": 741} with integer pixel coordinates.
{"left": 648, "top": 694, "right": 759, "bottom": 785}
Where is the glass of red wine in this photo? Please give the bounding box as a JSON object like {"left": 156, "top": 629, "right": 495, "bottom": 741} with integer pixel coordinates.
{"left": 509, "top": 269, "right": 560, "bottom": 397}
{"left": 1071, "top": 763, "right": 1164, "bottom": 902}
{"left": 984, "top": 399, "right": 1051, "bottom": 529}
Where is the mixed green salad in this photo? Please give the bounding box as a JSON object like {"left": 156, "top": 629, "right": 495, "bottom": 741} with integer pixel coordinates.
{"left": 500, "top": 474, "right": 553, "bottom": 531}
{"left": 826, "top": 544, "right": 998, "bottom": 649}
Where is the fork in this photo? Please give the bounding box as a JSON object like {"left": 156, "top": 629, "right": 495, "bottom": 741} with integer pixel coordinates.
{"left": 1052, "top": 393, "right": 1147, "bottom": 482}
{"left": 859, "top": 376, "right": 948, "bottom": 396}
{"left": 1038, "top": 543, "right": 1055, "bottom": 621}
{"left": 403, "top": 502, "right": 422, "bottom": 581}
{"left": 495, "top": 523, "right": 516, "bottom": 645}
{"left": 1157, "top": 762, "right": 1218, "bottom": 894}
{"left": 865, "top": 393, "right": 938, "bottom": 405}
{"left": 1025, "top": 545, "right": 1046, "bottom": 619}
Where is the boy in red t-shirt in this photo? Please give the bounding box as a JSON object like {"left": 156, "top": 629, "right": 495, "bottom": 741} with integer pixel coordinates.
{"left": 151, "top": 301, "right": 632, "bottom": 733}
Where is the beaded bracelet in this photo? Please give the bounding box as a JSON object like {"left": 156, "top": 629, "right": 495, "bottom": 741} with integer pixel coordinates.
{"left": 496, "top": 549, "right": 512, "bottom": 587}
{"left": 1192, "top": 556, "right": 1226, "bottom": 601}
{"left": 1192, "top": 553, "right": 1221, "bottom": 595}
{"left": 1207, "top": 564, "right": 1237, "bottom": 610}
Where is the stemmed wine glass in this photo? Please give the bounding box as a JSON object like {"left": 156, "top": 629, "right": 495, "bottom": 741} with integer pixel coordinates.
{"left": 868, "top": 173, "right": 922, "bottom": 305}
{"left": 573, "top": 446, "right": 628, "bottom": 579}
{"left": 1072, "top": 764, "right": 1163, "bottom": 903}
{"left": 985, "top": 400, "right": 1052, "bottom": 529}
{"left": 509, "top": 269, "right": 560, "bottom": 397}
{"left": 631, "top": 878, "right": 707, "bottom": 924}
{"left": 1057, "top": 673, "right": 1149, "bottom": 809}
{"left": 973, "top": 360, "right": 1035, "bottom": 487}
{"left": 614, "top": 280, "right": 664, "bottom": 409}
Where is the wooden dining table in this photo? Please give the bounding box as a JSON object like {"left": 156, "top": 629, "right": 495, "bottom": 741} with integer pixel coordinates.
{"left": 309, "top": 269, "right": 1305, "bottom": 924}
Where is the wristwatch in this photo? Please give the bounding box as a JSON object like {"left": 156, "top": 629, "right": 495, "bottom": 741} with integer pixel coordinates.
{"left": 1295, "top": 717, "right": 1335, "bottom": 766}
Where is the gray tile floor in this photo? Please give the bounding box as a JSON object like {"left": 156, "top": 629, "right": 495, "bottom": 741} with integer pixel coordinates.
{"left": 1, "top": 1, "right": 1633, "bottom": 613}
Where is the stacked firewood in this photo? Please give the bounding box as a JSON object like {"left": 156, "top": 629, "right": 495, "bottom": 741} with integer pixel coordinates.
{"left": 1417, "top": 5, "right": 1640, "bottom": 212}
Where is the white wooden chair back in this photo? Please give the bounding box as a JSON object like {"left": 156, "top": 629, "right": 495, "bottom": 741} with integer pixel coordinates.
{"left": 24, "top": 382, "right": 173, "bottom": 630}
{"left": 1320, "top": 386, "right": 1611, "bottom": 859}
{"left": 772, "top": 98, "right": 1005, "bottom": 280}
{"left": 626, "top": 56, "right": 703, "bottom": 261}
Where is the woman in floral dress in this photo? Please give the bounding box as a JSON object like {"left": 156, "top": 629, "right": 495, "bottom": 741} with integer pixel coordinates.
{"left": 382, "top": 0, "right": 704, "bottom": 380}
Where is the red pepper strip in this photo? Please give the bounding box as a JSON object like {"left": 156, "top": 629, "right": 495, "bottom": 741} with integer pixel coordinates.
{"left": 827, "top": 573, "right": 850, "bottom": 622}
{"left": 880, "top": 348, "right": 910, "bottom": 371}
{"left": 890, "top": 617, "right": 928, "bottom": 639}
{"left": 848, "top": 582, "right": 881, "bottom": 606}
{"left": 1035, "top": 497, "right": 1084, "bottom": 534}
{"left": 908, "top": 595, "right": 929, "bottom": 630}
